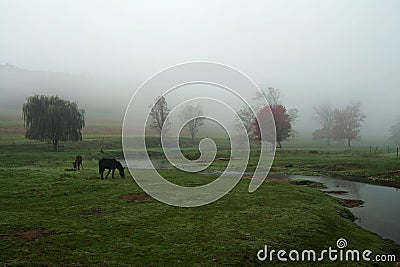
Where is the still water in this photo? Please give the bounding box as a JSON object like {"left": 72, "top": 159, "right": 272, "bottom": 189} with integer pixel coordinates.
{"left": 124, "top": 159, "right": 400, "bottom": 244}
{"left": 288, "top": 175, "right": 400, "bottom": 244}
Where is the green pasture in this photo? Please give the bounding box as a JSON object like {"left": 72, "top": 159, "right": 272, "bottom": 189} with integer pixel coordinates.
{"left": 0, "top": 132, "right": 399, "bottom": 265}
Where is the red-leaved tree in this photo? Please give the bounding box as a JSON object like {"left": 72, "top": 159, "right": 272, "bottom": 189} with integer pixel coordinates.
{"left": 253, "top": 104, "right": 292, "bottom": 148}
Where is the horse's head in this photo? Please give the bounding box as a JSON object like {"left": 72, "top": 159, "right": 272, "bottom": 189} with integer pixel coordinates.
{"left": 117, "top": 161, "right": 125, "bottom": 178}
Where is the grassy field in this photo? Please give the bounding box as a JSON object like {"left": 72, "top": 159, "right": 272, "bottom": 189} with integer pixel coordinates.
{"left": 0, "top": 132, "right": 400, "bottom": 266}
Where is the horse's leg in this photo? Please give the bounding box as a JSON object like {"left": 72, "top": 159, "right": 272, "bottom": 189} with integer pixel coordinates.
{"left": 112, "top": 169, "right": 115, "bottom": 179}
{"left": 105, "top": 169, "right": 111, "bottom": 179}
{"left": 100, "top": 167, "right": 104, "bottom": 179}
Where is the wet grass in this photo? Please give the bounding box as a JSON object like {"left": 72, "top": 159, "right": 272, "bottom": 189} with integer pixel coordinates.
{"left": 0, "top": 134, "right": 399, "bottom": 265}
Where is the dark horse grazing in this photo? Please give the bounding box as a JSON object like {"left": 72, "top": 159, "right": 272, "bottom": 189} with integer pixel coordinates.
{"left": 99, "top": 158, "right": 125, "bottom": 179}
{"left": 73, "top": 156, "right": 83, "bottom": 170}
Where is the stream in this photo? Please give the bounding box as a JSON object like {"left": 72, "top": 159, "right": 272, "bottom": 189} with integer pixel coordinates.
{"left": 287, "top": 175, "right": 400, "bottom": 244}
{"left": 125, "top": 159, "right": 400, "bottom": 244}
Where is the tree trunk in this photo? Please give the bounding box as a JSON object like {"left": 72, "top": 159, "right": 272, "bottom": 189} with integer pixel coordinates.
{"left": 326, "top": 126, "right": 331, "bottom": 146}
{"left": 277, "top": 141, "right": 282, "bottom": 148}
{"left": 347, "top": 139, "right": 351, "bottom": 147}
{"left": 53, "top": 139, "right": 59, "bottom": 151}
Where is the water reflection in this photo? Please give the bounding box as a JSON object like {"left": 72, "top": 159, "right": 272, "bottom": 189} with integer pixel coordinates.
{"left": 124, "top": 160, "right": 400, "bottom": 244}
{"left": 289, "top": 175, "right": 400, "bottom": 244}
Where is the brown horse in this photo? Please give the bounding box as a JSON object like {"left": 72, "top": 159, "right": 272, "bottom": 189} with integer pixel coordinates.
{"left": 73, "top": 156, "right": 83, "bottom": 170}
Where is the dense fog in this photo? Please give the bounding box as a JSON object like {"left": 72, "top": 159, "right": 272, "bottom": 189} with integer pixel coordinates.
{"left": 1, "top": 0, "right": 399, "bottom": 137}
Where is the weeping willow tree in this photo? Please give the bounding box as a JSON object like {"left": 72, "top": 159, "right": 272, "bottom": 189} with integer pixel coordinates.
{"left": 22, "top": 95, "right": 85, "bottom": 150}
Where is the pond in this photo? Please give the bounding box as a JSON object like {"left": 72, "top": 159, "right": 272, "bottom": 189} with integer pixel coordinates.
{"left": 124, "top": 159, "right": 400, "bottom": 244}
{"left": 287, "top": 175, "right": 400, "bottom": 244}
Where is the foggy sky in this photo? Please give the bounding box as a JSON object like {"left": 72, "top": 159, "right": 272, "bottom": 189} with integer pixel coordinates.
{"left": 1, "top": 0, "right": 400, "bottom": 136}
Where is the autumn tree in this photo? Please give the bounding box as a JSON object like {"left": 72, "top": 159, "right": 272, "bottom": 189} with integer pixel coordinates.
{"left": 236, "top": 87, "right": 298, "bottom": 146}
{"left": 235, "top": 88, "right": 279, "bottom": 139}
{"left": 332, "top": 102, "right": 366, "bottom": 147}
{"left": 22, "top": 95, "right": 85, "bottom": 151}
{"left": 253, "top": 104, "right": 292, "bottom": 148}
{"left": 389, "top": 121, "right": 400, "bottom": 145}
{"left": 179, "top": 104, "right": 204, "bottom": 144}
{"left": 256, "top": 87, "right": 299, "bottom": 124}
{"left": 148, "top": 96, "right": 170, "bottom": 135}
{"left": 313, "top": 104, "right": 334, "bottom": 145}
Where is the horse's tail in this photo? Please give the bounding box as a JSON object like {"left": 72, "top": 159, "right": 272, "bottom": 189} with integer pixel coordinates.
{"left": 98, "top": 159, "right": 102, "bottom": 174}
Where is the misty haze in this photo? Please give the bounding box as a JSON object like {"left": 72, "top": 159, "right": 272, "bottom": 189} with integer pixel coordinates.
{"left": 1, "top": 1, "right": 400, "bottom": 266}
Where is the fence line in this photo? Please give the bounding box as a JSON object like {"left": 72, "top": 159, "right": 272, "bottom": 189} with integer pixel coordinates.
{"left": 1, "top": 137, "right": 400, "bottom": 160}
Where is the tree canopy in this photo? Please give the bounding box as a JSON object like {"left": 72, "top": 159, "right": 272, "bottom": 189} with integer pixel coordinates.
{"left": 332, "top": 102, "right": 365, "bottom": 147}
{"left": 236, "top": 87, "right": 297, "bottom": 147}
{"left": 22, "top": 95, "right": 85, "bottom": 150}
{"left": 253, "top": 104, "right": 292, "bottom": 148}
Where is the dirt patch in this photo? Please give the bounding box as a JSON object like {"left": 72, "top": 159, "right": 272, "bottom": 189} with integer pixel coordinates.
{"left": 336, "top": 198, "right": 364, "bottom": 208}
{"left": 267, "top": 177, "right": 291, "bottom": 183}
{"left": 119, "top": 193, "right": 152, "bottom": 205}
{"left": 242, "top": 176, "right": 291, "bottom": 183}
{"left": 0, "top": 228, "right": 56, "bottom": 241}
{"left": 290, "top": 180, "right": 327, "bottom": 188}
{"left": 323, "top": 190, "right": 349, "bottom": 195}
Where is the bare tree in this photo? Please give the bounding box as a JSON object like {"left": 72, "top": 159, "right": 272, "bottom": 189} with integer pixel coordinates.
{"left": 287, "top": 108, "right": 299, "bottom": 138}
{"left": 236, "top": 106, "right": 256, "bottom": 139}
{"left": 179, "top": 104, "right": 204, "bottom": 144}
{"left": 313, "top": 104, "right": 334, "bottom": 145}
{"left": 389, "top": 120, "right": 400, "bottom": 146}
{"left": 149, "top": 96, "right": 170, "bottom": 135}
{"left": 254, "top": 87, "right": 281, "bottom": 108}
{"left": 332, "top": 102, "right": 366, "bottom": 147}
